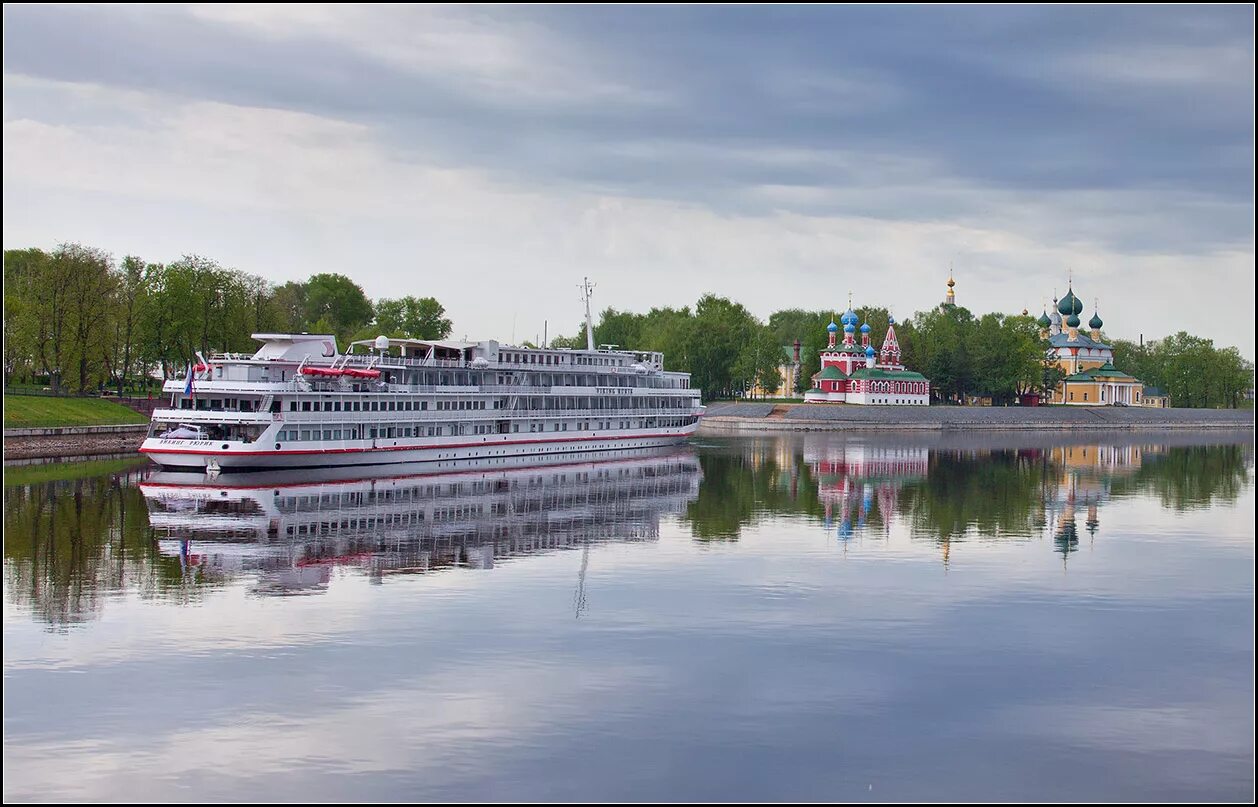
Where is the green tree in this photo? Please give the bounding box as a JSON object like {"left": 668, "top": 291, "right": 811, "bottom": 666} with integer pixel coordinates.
{"left": 971, "top": 313, "right": 1044, "bottom": 405}
{"left": 547, "top": 334, "right": 586, "bottom": 349}
{"left": 592, "top": 308, "right": 644, "bottom": 351}
{"left": 738, "top": 326, "right": 783, "bottom": 398}
{"left": 103, "top": 256, "right": 151, "bottom": 393}
{"left": 2, "top": 248, "right": 48, "bottom": 385}
{"left": 904, "top": 306, "right": 975, "bottom": 403}
{"left": 370, "top": 296, "right": 453, "bottom": 340}
{"left": 301, "top": 273, "right": 373, "bottom": 343}
{"left": 53, "top": 243, "right": 117, "bottom": 393}
{"left": 270, "top": 281, "right": 308, "bottom": 333}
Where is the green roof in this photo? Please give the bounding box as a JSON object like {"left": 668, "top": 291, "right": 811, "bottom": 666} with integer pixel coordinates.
{"left": 1064, "top": 362, "right": 1140, "bottom": 382}
{"left": 1143, "top": 386, "right": 1167, "bottom": 397}
{"left": 849, "top": 367, "right": 929, "bottom": 381}
{"left": 820, "top": 344, "right": 865, "bottom": 355}
{"left": 816, "top": 365, "right": 847, "bottom": 380}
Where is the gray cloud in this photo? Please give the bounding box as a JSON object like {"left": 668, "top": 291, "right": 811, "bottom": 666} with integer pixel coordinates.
{"left": 2, "top": 4, "right": 1253, "bottom": 352}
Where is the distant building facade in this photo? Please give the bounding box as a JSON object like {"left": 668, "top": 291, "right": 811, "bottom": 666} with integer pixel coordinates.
{"left": 749, "top": 341, "right": 802, "bottom": 398}
{"left": 1036, "top": 284, "right": 1144, "bottom": 406}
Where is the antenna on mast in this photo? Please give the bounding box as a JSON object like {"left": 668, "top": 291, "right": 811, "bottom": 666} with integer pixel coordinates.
{"left": 579, "top": 277, "right": 596, "bottom": 352}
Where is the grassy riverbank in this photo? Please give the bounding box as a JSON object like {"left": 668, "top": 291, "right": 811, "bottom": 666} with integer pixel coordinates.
{"left": 3, "top": 395, "right": 149, "bottom": 428}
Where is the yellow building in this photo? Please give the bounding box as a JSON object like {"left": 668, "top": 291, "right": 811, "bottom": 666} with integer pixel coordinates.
{"left": 1036, "top": 286, "right": 1144, "bottom": 406}
{"left": 748, "top": 341, "right": 802, "bottom": 398}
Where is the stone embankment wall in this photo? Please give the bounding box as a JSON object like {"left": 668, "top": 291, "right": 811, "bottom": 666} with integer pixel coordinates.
{"left": 3, "top": 425, "right": 148, "bottom": 461}
{"left": 699, "top": 403, "right": 1254, "bottom": 433}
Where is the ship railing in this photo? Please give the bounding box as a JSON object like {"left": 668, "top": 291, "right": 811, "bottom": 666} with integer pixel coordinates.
{"left": 285, "top": 381, "right": 700, "bottom": 396}
{"left": 342, "top": 352, "right": 688, "bottom": 379}
{"left": 152, "top": 402, "right": 700, "bottom": 419}
{"left": 208, "top": 350, "right": 691, "bottom": 384}
{"left": 266, "top": 407, "right": 702, "bottom": 423}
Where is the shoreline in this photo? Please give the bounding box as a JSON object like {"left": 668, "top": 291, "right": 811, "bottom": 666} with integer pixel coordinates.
{"left": 3, "top": 407, "right": 1253, "bottom": 465}
{"left": 698, "top": 403, "right": 1254, "bottom": 434}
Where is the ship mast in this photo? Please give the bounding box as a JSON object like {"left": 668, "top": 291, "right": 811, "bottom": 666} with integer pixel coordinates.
{"left": 580, "top": 277, "right": 596, "bottom": 352}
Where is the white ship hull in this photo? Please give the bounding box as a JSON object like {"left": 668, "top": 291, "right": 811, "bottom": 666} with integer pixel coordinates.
{"left": 141, "top": 424, "right": 699, "bottom": 471}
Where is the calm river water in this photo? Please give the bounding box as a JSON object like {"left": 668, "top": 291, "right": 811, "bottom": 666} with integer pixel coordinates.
{"left": 3, "top": 432, "right": 1254, "bottom": 802}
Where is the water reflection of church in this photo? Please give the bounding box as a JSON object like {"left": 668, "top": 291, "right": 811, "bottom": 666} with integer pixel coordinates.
{"left": 142, "top": 448, "right": 702, "bottom": 596}
{"left": 798, "top": 437, "right": 1158, "bottom": 562}
{"left": 1040, "top": 442, "right": 1155, "bottom": 562}
{"left": 804, "top": 440, "right": 930, "bottom": 540}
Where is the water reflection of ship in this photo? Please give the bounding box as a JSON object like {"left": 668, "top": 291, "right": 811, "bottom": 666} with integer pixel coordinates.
{"left": 141, "top": 447, "right": 702, "bottom": 596}
{"left": 803, "top": 440, "right": 929, "bottom": 541}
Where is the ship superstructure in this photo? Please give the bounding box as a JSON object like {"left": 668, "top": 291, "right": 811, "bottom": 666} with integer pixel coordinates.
{"left": 142, "top": 332, "right": 703, "bottom": 471}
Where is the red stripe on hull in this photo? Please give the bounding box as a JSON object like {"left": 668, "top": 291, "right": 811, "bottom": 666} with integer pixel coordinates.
{"left": 141, "top": 431, "right": 695, "bottom": 458}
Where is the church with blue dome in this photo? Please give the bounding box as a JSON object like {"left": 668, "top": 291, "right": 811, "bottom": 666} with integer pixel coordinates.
{"left": 803, "top": 307, "right": 931, "bottom": 405}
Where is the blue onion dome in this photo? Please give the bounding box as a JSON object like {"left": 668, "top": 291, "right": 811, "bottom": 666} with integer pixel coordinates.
{"left": 843, "top": 322, "right": 855, "bottom": 334}
{"left": 827, "top": 320, "right": 838, "bottom": 333}
{"left": 1066, "top": 314, "right": 1081, "bottom": 328}
{"left": 865, "top": 345, "right": 876, "bottom": 357}
{"left": 860, "top": 322, "right": 871, "bottom": 333}
{"left": 841, "top": 309, "right": 858, "bottom": 326}
{"left": 1089, "top": 312, "right": 1103, "bottom": 329}
{"left": 1037, "top": 311, "right": 1052, "bottom": 328}
{"left": 1057, "top": 288, "right": 1083, "bottom": 316}
{"left": 888, "top": 315, "right": 895, "bottom": 325}
{"left": 1050, "top": 309, "right": 1062, "bottom": 326}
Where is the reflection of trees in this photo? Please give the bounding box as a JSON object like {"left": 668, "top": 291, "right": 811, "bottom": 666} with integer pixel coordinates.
{"left": 682, "top": 451, "right": 826, "bottom": 541}
{"left": 682, "top": 440, "right": 1252, "bottom": 544}
{"left": 4, "top": 465, "right": 196, "bottom": 629}
{"left": 1108, "top": 444, "right": 1252, "bottom": 511}
{"left": 896, "top": 451, "right": 1050, "bottom": 542}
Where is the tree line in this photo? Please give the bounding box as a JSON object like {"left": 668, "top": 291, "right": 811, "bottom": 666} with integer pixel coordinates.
{"left": 4, "top": 242, "right": 1251, "bottom": 407}
{"left": 1111, "top": 333, "right": 1253, "bottom": 409}
{"left": 547, "top": 295, "right": 784, "bottom": 400}
{"left": 3, "top": 243, "right": 452, "bottom": 393}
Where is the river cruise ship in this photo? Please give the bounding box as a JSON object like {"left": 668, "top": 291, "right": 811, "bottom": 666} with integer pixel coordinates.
{"left": 141, "top": 332, "right": 704, "bottom": 472}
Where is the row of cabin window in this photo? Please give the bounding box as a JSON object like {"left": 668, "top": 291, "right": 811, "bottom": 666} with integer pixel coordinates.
{"left": 178, "top": 398, "right": 262, "bottom": 411}
{"left": 283, "top": 397, "right": 690, "bottom": 414}
{"left": 289, "top": 399, "right": 429, "bottom": 412}
{"left": 499, "top": 352, "right": 625, "bottom": 367}
{"left": 275, "top": 416, "right": 697, "bottom": 443}
{"left": 507, "top": 397, "right": 693, "bottom": 409}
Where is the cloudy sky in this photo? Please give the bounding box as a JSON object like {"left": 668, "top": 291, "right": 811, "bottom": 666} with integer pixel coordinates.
{"left": 3, "top": 5, "right": 1253, "bottom": 353}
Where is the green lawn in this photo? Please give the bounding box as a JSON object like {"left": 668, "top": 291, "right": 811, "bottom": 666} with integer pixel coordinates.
{"left": 3, "top": 395, "right": 149, "bottom": 428}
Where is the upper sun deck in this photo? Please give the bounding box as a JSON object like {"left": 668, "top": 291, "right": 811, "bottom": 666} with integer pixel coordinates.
{"left": 185, "top": 334, "right": 693, "bottom": 394}
{"left": 209, "top": 334, "right": 673, "bottom": 376}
